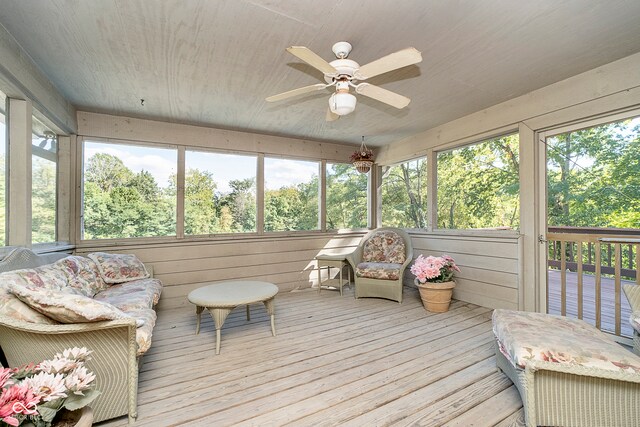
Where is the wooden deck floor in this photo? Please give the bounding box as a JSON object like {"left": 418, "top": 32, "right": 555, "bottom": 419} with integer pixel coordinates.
{"left": 97, "top": 287, "right": 524, "bottom": 427}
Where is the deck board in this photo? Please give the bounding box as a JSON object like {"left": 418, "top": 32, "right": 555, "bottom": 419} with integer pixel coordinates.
{"left": 96, "top": 287, "right": 520, "bottom": 427}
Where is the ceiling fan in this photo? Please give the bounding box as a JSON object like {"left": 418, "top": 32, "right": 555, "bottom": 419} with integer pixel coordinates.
{"left": 266, "top": 41, "right": 422, "bottom": 121}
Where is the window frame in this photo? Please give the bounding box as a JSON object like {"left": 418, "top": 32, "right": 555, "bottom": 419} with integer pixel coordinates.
{"left": 263, "top": 155, "right": 322, "bottom": 234}
{"left": 79, "top": 137, "right": 180, "bottom": 242}
{"left": 183, "top": 147, "right": 259, "bottom": 237}
{"left": 433, "top": 132, "right": 521, "bottom": 233}
{"left": 379, "top": 156, "right": 428, "bottom": 230}
{"left": 77, "top": 138, "right": 356, "bottom": 244}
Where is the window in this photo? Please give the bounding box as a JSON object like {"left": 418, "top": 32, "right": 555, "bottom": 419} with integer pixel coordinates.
{"left": 437, "top": 134, "right": 519, "bottom": 230}
{"left": 82, "top": 141, "right": 177, "bottom": 239}
{"left": 264, "top": 158, "right": 319, "bottom": 231}
{"left": 0, "top": 94, "right": 5, "bottom": 245}
{"left": 381, "top": 158, "right": 427, "bottom": 228}
{"left": 547, "top": 115, "right": 640, "bottom": 229}
{"left": 184, "top": 150, "right": 257, "bottom": 234}
{"left": 31, "top": 116, "right": 57, "bottom": 244}
{"left": 326, "top": 163, "right": 368, "bottom": 229}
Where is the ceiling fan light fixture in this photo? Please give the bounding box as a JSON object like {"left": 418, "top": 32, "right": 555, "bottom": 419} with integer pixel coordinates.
{"left": 329, "top": 92, "right": 357, "bottom": 116}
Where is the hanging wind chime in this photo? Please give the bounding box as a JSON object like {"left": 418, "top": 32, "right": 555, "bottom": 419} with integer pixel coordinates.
{"left": 350, "top": 136, "right": 374, "bottom": 173}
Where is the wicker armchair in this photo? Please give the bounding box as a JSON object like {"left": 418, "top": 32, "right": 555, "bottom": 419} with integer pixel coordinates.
{"left": 347, "top": 228, "right": 413, "bottom": 303}
{"left": 0, "top": 248, "right": 143, "bottom": 424}
{"left": 623, "top": 284, "right": 640, "bottom": 355}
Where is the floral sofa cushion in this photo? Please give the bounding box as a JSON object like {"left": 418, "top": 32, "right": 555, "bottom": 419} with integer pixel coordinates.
{"left": 9, "top": 283, "right": 143, "bottom": 326}
{"left": 0, "top": 286, "right": 58, "bottom": 324}
{"left": 492, "top": 309, "right": 640, "bottom": 374}
{"left": 94, "top": 278, "right": 163, "bottom": 312}
{"left": 356, "top": 262, "right": 402, "bottom": 280}
{"left": 88, "top": 252, "right": 150, "bottom": 284}
{"left": 362, "top": 230, "right": 406, "bottom": 264}
{"left": 59, "top": 256, "right": 108, "bottom": 297}
{"left": 5, "top": 262, "right": 73, "bottom": 291}
{"left": 128, "top": 308, "right": 157, "bottom": 356}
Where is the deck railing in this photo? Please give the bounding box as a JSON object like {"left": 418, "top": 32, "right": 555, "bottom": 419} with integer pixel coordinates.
{"left": 547, "top": 226, "right": 640, "bottom": 337}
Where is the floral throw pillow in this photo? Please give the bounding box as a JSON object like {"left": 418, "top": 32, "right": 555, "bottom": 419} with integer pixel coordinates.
{"left": 88, "top": 252, "right": 150, "bottom": 284}
{"left": 9, "top": 284, "right": 143, "bottom": 326}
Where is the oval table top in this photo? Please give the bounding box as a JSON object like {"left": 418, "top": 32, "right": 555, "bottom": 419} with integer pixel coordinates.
{"left": 187, "top": 281, "right": 278, "bottom": 307}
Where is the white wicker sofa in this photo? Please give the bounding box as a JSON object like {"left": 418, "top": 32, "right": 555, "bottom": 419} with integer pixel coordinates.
{"left": 493, "top": 309, "right": 640, "bottom": 427}
{"left": 0, "top": 248, "right": 162, "bottom": 424}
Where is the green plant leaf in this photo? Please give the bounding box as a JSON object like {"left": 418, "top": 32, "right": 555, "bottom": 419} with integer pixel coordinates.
{"left": 63, "top": 389, "right": 101, "bottom": 411}
{"left": 35, "top": 405, "right": 57, "bottom": 423}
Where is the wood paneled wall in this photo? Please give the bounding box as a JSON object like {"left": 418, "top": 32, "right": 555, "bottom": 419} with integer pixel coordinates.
{"left": 407, "top": 231, "right": 521, "bottom": 310}
{"left": 75, "top": 232, "right": 364, "bottom": 310}
{"left": 75, "top": 230, "right": 520, "bottom": 310}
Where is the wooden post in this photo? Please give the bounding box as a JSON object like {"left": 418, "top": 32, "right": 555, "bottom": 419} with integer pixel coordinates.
{"left": 7, "top": 98, "right": 32, "bottom": 247}
{"left": 595, "top": 242, "right": 602, "bottom": 329}
{"left": 560, "top": 240, "right": 567, "bottom": 316}
{"left": 577, "top": 242, "right": 583, "bottom": 320}
{"left": 614, "top": 243, "right": 621, "bottom": 336}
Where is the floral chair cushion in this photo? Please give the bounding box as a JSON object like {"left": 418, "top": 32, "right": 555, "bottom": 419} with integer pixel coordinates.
{"left": 492, "top": 309, "right": 640, "bottom": 374}
{"left": 0, "top": 286, "right": 58, "bottom": 324}
{"left": 356, "top": 262, "right": 402, "bottom": 280}
{"left": 9, "top": 283, "right": 143, "bottom": 326}
{"left": 129, "top": 308, "right": 157, "bottom": 356}
{"left": 59, "top": 256, "right": 108, "bottom": 297}
{"left": 88, "top": 252, "right": 150, "bottom": 284}
{"left": 362, "top": 230, "right": 406, "bottom": 264}
{"left": 94, "top": 278, "right": 163, "bottom": 312}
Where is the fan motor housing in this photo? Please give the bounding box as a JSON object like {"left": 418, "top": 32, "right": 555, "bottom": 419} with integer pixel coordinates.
{"left": 324, "top": 59, "right": 360, "bottom": 83}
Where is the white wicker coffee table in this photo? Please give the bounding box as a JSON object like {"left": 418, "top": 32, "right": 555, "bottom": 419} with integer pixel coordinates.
{"left": 188, "top": 281, "right": 278, "bottom": 354}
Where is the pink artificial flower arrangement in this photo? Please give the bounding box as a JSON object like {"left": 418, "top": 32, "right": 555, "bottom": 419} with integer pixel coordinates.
{"left": 0, "top": 347, "right": 100, "bottom": 427}
{"left": 410, "top": 254, "right": 460, "bottom": 284}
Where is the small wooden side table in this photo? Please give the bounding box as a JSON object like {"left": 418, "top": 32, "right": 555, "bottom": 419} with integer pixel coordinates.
{"left": 316, "top": 254, "right": 351, "bottom": 296}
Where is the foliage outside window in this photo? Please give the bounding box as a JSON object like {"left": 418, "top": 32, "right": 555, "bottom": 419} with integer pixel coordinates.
{"left": 0, "top": 102, "right": 5, "bottom": 246}
{"left": 184, "top": 150, "right": 256, "bottom": 234}
{"left": 326, "top": 163, "right": 368, "bottom": 229}
{"left": 547, "top": 116, "right": 640, "bottom": 229}
{"left": 82, "top": 141, "right": 177, "bottom": 239}
{"left": 437, "top": 134, "right": 519, "bottom": 230}
{"left": 31, "top": 117, "right": 57, "bottom": 244}
{"left": 381, "top": 158, "right": 427, "bottom": 229}
{"left": 264, "top": 158, "right": 319, "bottom": 232}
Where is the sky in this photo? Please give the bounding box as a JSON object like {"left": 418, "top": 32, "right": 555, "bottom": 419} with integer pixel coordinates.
{"left": 84, "top": 141, "right": 320, "bottom": 193}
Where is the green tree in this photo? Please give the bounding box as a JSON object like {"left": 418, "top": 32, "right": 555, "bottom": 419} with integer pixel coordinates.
{"left": 32, "top": 157, "right": 57, "bottom": 243}
{"left": 85, "top": 153, "right": 133, "bottom": 192}
{"left": 437, "top": 134, "right": 519, "bottom": 230}
{"left": 183, "top": 169, "right": 218, "bottom": 235}
{"left": 83, "top": 153, "right": 174, "bottom": 239}
{"left": 326, "top": 164, "right": 367, "bottom": 229}
{"left": 220, "top": 178, "right": 256, "bottom": 232}
{"left": 547, "top": 120, "right": 640, "bottom": 229}
{"left": 382, "top": 158, "right": 428, "bottom": 228}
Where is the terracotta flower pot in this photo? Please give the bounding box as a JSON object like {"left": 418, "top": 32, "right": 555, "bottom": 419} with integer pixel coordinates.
{"left": 52, "top": 406, "right": 94, "bottom": 427}
{"left": 415, "top": 279, "right": 456, "bottom": 312}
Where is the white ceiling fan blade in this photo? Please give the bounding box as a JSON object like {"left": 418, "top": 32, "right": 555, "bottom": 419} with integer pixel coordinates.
{"left": 326, "top": 107, "right": 339, "bottom": 122}
{"left": 266, "top": 83, "right": 328, "bottom": 102}
{"left": 286, "top": 46, "right": 337, "bottom": 76}
{"left": 355, "top": 47, "right": 422, "bottom": 80}
{"left": 356, "top": 83, "right": 411, "bottom": 109}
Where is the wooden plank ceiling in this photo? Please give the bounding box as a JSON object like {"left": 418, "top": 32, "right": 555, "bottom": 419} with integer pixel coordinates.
{"left": 1, "top": 0, "right": 640, "bottom": 147}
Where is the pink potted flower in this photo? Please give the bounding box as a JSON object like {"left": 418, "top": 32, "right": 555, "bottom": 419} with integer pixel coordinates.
{"left": 0, "top": 348, "right": 99, "bottom": 427}
{"left": 410, "top": 254, "right": 460, "bottom": 312}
